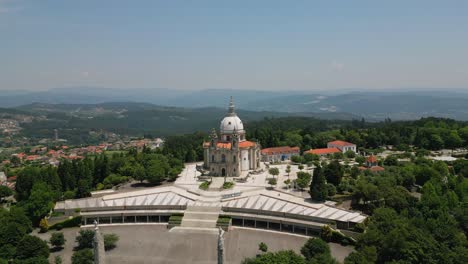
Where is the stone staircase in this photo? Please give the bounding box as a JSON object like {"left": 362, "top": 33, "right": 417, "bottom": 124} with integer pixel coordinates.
{"left": 181, "top": 205, "right": 220, "bottom": 228}
{"left": 171, "top": 205, "right": 221, "bottom": 234}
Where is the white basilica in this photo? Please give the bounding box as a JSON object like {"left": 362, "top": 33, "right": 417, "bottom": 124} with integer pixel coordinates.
{"left": 203, "top": 97, "right": 261, "bottom": 177}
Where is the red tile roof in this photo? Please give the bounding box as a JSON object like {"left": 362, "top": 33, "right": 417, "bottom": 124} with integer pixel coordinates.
{"left": 304, "top": 148, "right": 340, "bottom": 155}
{"left": 370, "top": 166, "right": 385, "bottom": 172}
{"left": 261, "top": 146, "right": 300, "bottom": 155}
{"left": 367, "top": 155, "right": 378, "bottom": 163}
{"left": 217, "top": 142, "right": 232, "bottom": 149}
{"left": 328, "top": 140, "right": 355, "bottom": 146}
{"left": 239, "top": 141, "right": 256, "bottom": 148}
{"left": 26, "top": 155, "right": 40, "bottom": 161}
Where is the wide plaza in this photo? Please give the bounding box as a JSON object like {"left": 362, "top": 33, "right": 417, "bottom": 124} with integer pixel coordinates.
{"left": 37, "top": 225, "right": 353, "bottom": 264}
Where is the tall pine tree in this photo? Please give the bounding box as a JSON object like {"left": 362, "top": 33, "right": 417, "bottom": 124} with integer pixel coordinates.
{"left": 310, "top": 166, "right": 328, "bottom": 202}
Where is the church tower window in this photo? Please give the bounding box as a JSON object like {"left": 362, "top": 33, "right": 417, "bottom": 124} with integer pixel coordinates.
{"left": 211, "top": 155, "right": 215, "bottom": 162}
{"left": 221, "top": 154, "right": 226, "bottom": 162}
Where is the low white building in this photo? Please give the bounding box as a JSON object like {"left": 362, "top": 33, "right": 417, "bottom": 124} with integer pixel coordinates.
{"left": 327, "top": 140, "right": 356, "bottom": 153}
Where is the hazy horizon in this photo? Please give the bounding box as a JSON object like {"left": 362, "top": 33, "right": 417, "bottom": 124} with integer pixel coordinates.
{"left": 1, "top": 0, "right": 468, "bottom": 91}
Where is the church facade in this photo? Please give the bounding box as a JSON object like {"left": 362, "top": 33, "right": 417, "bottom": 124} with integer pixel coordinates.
{"left": 203, "top": 98, "right": 261, "bottom": 177}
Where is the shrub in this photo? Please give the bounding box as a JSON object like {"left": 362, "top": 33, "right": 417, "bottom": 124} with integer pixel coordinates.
{"left": 199, "top": 181, "right": 211, "bottom": 190}
{"left": 71, "top": 249, "right": 93, "bottom": 264}
{"left": 168, "top": 213, "right": 184, "bottom": 225}
{"left": 54, "top": 256, "right": 62, "bottom": 264}
{"left": 75, "top": 230, "right": 95, "bottom": 250}
{"left": 222, "top": 182, "right": 234, "bottom": 189}
{"left": 39, "top": 218, "right": 49, "bottom": 233}
{"left": 258, "top": 242, "right": 268, "bottom": 253}
{"left": 49, "top": 216, "right": 82, "bottom": 230}
{"left": 103, "top": 233, "right": 119, "bottom": 251}
{"left": 50, "top": 232, "right": 66, "bottom": 249}
{"left": 301, "top": 238, "right": 330, "bottom": 261}
{"left": 217, "top": 215, "right": 231, "bottom": 226}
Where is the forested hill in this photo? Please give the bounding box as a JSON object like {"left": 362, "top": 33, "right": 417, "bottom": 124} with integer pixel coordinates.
{"left": 11, "top": 102, "right": 358, "bottom": 143}
{"left": 246, "top": 117, "right": 468, "bottom": 151}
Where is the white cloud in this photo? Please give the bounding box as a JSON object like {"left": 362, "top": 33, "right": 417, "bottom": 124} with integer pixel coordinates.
{"left": 331, "top": 61, "right": 345, "bottom": 71}
{"left": 81, "top": 71, "right": 90, "bottom": 78}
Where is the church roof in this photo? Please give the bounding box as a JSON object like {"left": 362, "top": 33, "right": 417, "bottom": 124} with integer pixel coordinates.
{"left": 217, "top": 142, "right": 231, "bottom": 149}
{"left": 239, "top": 141, "right": 256, "bottom": 148}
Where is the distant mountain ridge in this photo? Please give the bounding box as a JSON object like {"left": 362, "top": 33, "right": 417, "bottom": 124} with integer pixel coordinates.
{"left": 1, "top": 87, "right": 467, "bottom": 120}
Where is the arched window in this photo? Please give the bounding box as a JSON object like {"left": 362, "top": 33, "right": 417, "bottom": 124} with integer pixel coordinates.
{"left": 233, "top": 155, "right": 236, "bottom": 162}
{"left": 211, "top": 140, "right": 214, "bottom": 147}
{"left": 221, "top": 154, "right": 226, "bottom": 162}
{"left": 211, "top": 155, "right": 215, "bottom": 162}
{"left": 226, "top": 135, "right": 231, "bottom": 141}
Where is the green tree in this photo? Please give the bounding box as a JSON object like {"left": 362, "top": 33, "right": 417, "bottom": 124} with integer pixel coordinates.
{"left": 303, "top": 153, "right": 319, "bottom": 163}
{"left": 291, "top": 155, "right": 303, "bottom": 163}
{"left": 75, "top": 230, "right": 95, "bottom": 250}
{"left": 23, "top": 183, "right": 54, "bottom": 225}
{"left": 133, "top": 164, "right": 146, "bottom": 182}
{"left": 50, "top": 232, "right": 65, "bottom": 249}
{"left": 0, "top": 186, "right": 13, "bottom": 201}
{"left": 71, "top": 249, "right": 93, "bottom": 264}
{"left": 15, "top": 235, "right": 49, "bottom": 260}
{"left": 242, "top": 250, "right": 305, "bottom": 264}
{"left": 332, "top": 152, "right": 344, "bottom": 160}
{"left": 344, "top": 246, "right": 377, "bottom": 264}
{"left": 350, "top": 166, "right": 360, "bottom": 179}
{"left": 300, "top": 238, "right": 330, "bottom": 261}
{"left": 268, "top": 178, "right": 277, "bottom": 189}
{"left": 323, "top": 161, "right": 343, "bottom": 186}
{"left": 145, "top": 163, "right": 166, "bottom": 185}
{"left": 310, "top": 166, "right": 327, "bottom": 202}
{"left": 326, "top": 184, "right": 336, "bottom": 197}
{"left": 384, "top": 155, "right": 398, "bottom": 166}
{"left": 268, "top": 168, "right": 279, "bottom": 178}
{"left": 344, "top": 150, "right": 356, "bottom": 159}
{"left": 444, "top": 131, "right": 463, "bottom": 149}
{"left": 296, "top": 171, "right": 311, "bottom": 191}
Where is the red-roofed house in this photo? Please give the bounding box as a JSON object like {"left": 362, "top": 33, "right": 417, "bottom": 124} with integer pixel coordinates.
{"left": 366, "top": 155, "right": 378, "bottom": 167}
{"left": 261, "top": 146, "right": 300, "bottom": 162}
{"left": 304, "top": 148, "right": 341, "bottom": 156}
{"left": 327, "top": 140, "right": 357, "bottom": 153}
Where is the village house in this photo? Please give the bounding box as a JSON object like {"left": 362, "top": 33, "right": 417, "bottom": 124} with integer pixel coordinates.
{"left": 327, "top": 140, "right": 357, "bottom": 153}
{"left": 261, "top": 146, "right": 300, "bottom": 162}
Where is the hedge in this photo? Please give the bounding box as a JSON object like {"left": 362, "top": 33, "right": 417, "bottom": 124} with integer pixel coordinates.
{"left": 49, "top": 216, "right": 82, "bottom": 230}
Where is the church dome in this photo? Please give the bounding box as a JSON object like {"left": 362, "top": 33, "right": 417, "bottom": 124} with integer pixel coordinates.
{"left": 220, "top": 115, "right": 244, "bottom": 133}
{"left": 220, "top": 96, "right": 244, "bottom": 134}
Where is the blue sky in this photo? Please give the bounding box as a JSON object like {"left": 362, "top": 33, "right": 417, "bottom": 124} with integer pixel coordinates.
{"left": 1, "top": 0, "right": 468, "bottom": 91}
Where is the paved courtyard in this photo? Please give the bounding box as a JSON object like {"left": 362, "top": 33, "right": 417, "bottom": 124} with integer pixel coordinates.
{"left": 175, "top": 162, "right": 314, "bottom": 198}
{"left": 38, "top": 225, "right": 352, "bottom": 264}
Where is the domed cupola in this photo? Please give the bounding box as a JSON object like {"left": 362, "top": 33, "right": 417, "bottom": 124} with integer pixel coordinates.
{"left": 220, "top": 97, "right": 245, "bottom": 140}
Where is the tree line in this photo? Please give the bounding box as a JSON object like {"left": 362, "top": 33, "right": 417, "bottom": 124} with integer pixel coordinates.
{"left": 246, "top": 117, "right": 468, "bottom": 151}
